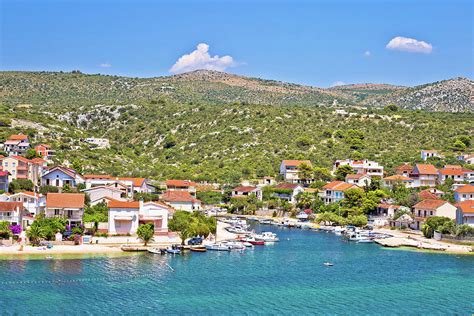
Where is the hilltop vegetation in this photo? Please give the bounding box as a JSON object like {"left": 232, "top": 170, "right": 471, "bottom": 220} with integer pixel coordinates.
{"left": 0, "top": 71, "right": 472, "bottom": 183}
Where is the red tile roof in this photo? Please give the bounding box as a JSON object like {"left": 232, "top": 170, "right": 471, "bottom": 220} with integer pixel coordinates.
{"left": 282, "top": 160, "right": 312, "bottom": 167}
{"left": 275, "top": 183, "right": 300, "bottom": 190}
{"left": 418, "top": 190, "right": 440, "bottom": 200}
{"left": 414, "top": 164, "right": 438, "bottom": 175}
{"left": 0, "top": 202, "right": 24, "bottom": 212}
{"left": 383, "top": 175, "right": 413, "bottom": 181}
{"left": 166, "top": 180, "right": 196, "bottom": 187}
{"left": 8, "top": 134, "right": 28, "bottom": 141}
{"left": 455, "top": 185, "right": 474, "bottom": 193}
{"left": 395, "top": 164, "right": 413, "bottom": 172}
{"left": 46, "top": 193, "right": 85, "bottom": 208}
{"left": 83, "top": 174, "right": 112, "bottom": 179}
{"left": 413, "top": 199, "right": 449, "bottom": 210}
{"left": 118, "top": 177, "right": 146, "bottom": 187}
{"left": 233, "top": 186, "right": 258, "bottom": 193}
{"left": 108, "top": 200, "right": 140, "bottom": 209}
{"left": 322, "top": 181, "right": 357, "bottom": 191}
{"left": 346, "top": 173, "right": 369, "bottom": 180}
{"left": 161, "top": 190, "right": 200, "bottom": 203}
{"left": 457, "top": 200, "right": 474, "bottom": 214}
{"left": 439, "top": 168, "right": 465, "bottom": 176}
{"left": 30, "top": 158, "right": 46, "bottom": 165}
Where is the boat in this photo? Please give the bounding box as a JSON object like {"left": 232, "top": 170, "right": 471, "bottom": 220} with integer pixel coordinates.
{"left": 166, "top": 245, "right": 181, "bottom": 254}
{"left": 225, "top": 241, "right": 246, "bottom": 250}
{"left": 254, "top": 232, "right": 279, "bottom": 242}
{"left": 205, "top": 243, "right": 231, "bottom": 251}
{"left": 241, "top": 241, "right": 253, "bottom": 247}
{"left": 242, "top": 236, "right": 265, "bottom": 245}
{"left": 147, "top": 247, "right": 163, "bottom": 254}
{"left": 323, "top": 262, "right": 334, "bottom": 266}
{"left": 357, "top": 238, "right": 374, "bottom": 243}
{"left": 190, "top": 246, "right": 207, "bottom": 252}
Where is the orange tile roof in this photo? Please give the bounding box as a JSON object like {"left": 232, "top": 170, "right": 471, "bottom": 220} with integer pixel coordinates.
{"left": 30, "top": 158, "right": 46, "bottom": 165}
{"left": 8, "top": 134, "right": 28, "bottom": 141}
{"left": 413, "top": 199, "right": 449, "bottom": 210}
{"left": 17, "top": 191, "right": 41, "bottom": 198}
{"left": 457, "top": 200, "right": 474, "bottom": 214}
{"left": 414, "top": 164, "right": 438, "bottom": 175}
{"left": 161, "top": 190, "right": 200, "bottom": 203}
{"left": 84, "top": 174, "right": 112, "bottom": 179}
{"left": 455, "top": 185, "right": 474, "bottom": 193}
{"left": 439, "top": 168, "right": 465, "bottom": 176}
{"left": 383, "top": 175, "right": 413, "bottom": 181}
{"left": 322, "top": 181, "right": 357, "bottom": 191}
{"left": 46, "top": 193, "right": 85, "bottom": 208}
{"left": 275, "top": 183, "right": 300, "bottom": 190}
{"left": 166, "top": 180, "right": 196, "bottom": 187}
{"left": 282, "top": 160, "right": 312, "bottom": 167}
{"left": 233, "top": 186, "right": 258, "bottom": 193}
{"left": 418, "top": 190, "right": 440, "bottom": 200}
{"left": 108, "top": 200, "right": 140, "bottom": 209}
{"left": 0, "top": 202, "right": 24, "bottom": 212}
{"left": 118, "top": 177, "right": 146, "bottom": 187}
{"left": 395, "top": 164, "right": 413, "bottom": 172}
{"left": 10, "top": 155, "right": 31, "bottom": 163}
{"left": 444, "top": 165, "right": 462, "bottom": 169}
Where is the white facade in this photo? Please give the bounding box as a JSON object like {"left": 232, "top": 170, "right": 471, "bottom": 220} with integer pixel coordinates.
{"left": 8, "top": 192, "right": 45, "bottom": 215}
{"left": 421, "top": 150, "right": 440, "bottom": 161}
{"left": 82, "top": 186, "right": 125, "bottom": 205}
{"left": 84, "top": 138, "right": 110, "bottom": 149}
{"left": 333, "top": 159, "right": 384, "bottom": 178}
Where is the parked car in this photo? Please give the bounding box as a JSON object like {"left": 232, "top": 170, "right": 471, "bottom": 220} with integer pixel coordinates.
{"left": 187, "top": 237, "right": 203, "bottom": 245}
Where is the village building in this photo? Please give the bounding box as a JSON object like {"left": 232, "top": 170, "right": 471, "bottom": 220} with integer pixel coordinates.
{"left": 41, "top": 166, "right": 85, "bottom": 189}
{"left": 454, "top": 185, "right": 474, "bottom": 202}
{"left": 382, "top": 175, "right": 414, "bottom": 188}
{"left": 456, "top": 200, "right": 474, "bottom": 227}
{"left": 410, "top": 164, "right": 438, "bottom": 187}
{"left": 165, "top": 180, "right": 197, "bottom": 196}
{"left": 0, "top": 171, "right": 8, "bottom": 192}
{"left": 417, "top": 189, "right": 441, "bottom": 201}
{"left": 84, "top": 138, "right": 110, "bottom": 149}
{"left": 117, "top": 177, "right": 155, "bottom": 195}
{"left": 345, "top": 173, "right": 371, "bottom": 186}
{"left": 279, "top": 160, "right": 313, "bottom": 184}
{"left": 161, "top": 190, "right": 201, "bottom": 212}
{"left": 0, "top": 201, "right": 26, "bottom": 227}
{"left": 0, "top": 155, "right": 46, "bottom": 184}
{"left": 34, "top": 144, "right": 55, "bottom": 161}
{"left": 421, "top": 150, "right": 441, "bottom": 161}
{"left": 107, "top": 200, "right": 172, "bottom": 236}
{"left": 83, "top": 174, "right": 114, "bottom": 189}
{"left": 411, "top": 199, "right": 457, "bottom": 230}
{"left": 81, "top": 186, "right": 127, "bottom": 205}
{"left": 3, "top": 134, "right": 30, "bottom": 156}
{"left": 333, "top": 159, "right": 384, "bottom": 178}
{"left": 272, "top": 183, "right": 304, "bottom": 204}
{"left": 8, "top": 191, "right": 45, "bottom": 215}
{"left": 45, "top": 193, "right": 85, "bottom": 226}
{"left": 320, "top": 181, "right": 358, "bottom": 204}
{"left": 231, "top": 186, "right": 262, "bottom": 200}
{"left": 395, "top": 164, "right": 413, "bottom": 177}
{"left": 438, "top": 166, "right": 468, "bottom": 185}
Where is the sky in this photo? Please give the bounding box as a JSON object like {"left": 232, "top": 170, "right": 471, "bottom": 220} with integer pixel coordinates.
{"left": 1, "top": 0, "right": 473, "bottom": 87}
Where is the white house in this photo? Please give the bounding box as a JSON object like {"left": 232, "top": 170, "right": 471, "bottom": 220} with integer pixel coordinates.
{"left": 456, "top": 200, "right": 474, "bottom": 227}
{"left": 45, "top": 193, "right": 85, "bottom": 226}
{"left": 165, "top": 180, "right": 197, "bottom": 196}
{"left": 410, "top": 164, "right": 438, "bottom": 188}
{"left": 382, "top": 175, "right": 414, "bottom": 188}
{"left": 161, "top": 190, "right": 201, "bottom": 212}
{"left": 8, "top": 191, "right": 45, "bottom": 216}
{"left": 320, "top": 181, "right": 358, "bottom": 204}
{"left": 411, "top": 199, "right": 457, "bottom": 230}
{"left": 231, "top": 186, "right": 262, "bottom": 200}
{"left": 3, "top": 134, "right": 30, "bottom": 156}
{"left": 279, "top": 160, "right": 313, "bottom": 184}
{"left": 107, "top": 200, "right": 172, "bottom": 235}
{"left": 438, "top": 166, "right": 469, "bottom": 185}
{"left": 84, "top": 138, "right": 110, "bottom": 149}
{"left": 272, "top": 183, "right": 304, "bottom": 204}
{"left": 345, "top": 173, "right": 371, "bottom": 186}
{"left": 421, "top": 150, "right": 441, "bottom": 161}
{"left": 333, "top": 159, "right": 384, "bottom": 178}
{"left": 81, "top": 186, "right": 127, "bottom": 205}
{"left": 0, "top": 202, "right": 25, "bottom": 227}
{"left": 454, "top": 185, "right": 474, "bottom": 202}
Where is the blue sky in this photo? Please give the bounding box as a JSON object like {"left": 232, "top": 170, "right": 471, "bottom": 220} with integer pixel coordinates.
{"left": 1, "top": 0, "right": 473, "bottom": 87}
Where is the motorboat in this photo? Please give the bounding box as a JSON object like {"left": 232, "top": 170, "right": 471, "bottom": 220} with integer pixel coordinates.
{"left": 190, "top": 246, "right": 207, "bottom": 252}
{"left": 254, "top": 232, "right": 279, "bottom": 242}
{"left": 357, "top": 238, "right": 374, "bottom": 243}
{"left": 205, "top": 243, "right": 231, "bottom": 251}
{"left": 241, "top": 236, "right": 265, "bottom": 245}
{"left": 166, "top": 245, "right": 181, "bottom": 254}
{"left": 226, "top": 226, "right": 252, "bottom": 234}
{"left": 224, "top": 241, "right": 246, "bottom": 250}
{"left": 147, "top": 247, "right": 163, "bottom": 254}
{"left": 323, "top": 262, "right": 334, "bottom": 267}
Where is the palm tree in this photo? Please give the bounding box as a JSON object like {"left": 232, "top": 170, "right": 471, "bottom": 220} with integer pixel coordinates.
{"left": 26, "top": 225, "right": 44, "bottom": 246}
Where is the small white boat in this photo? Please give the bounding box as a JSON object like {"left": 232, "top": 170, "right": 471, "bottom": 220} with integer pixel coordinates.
{"left": 225, "top": 241, "right": 246, "bottom": 250}
{"left": 323, "top": 262, "right": 334, "bottom": 267}
{"left": 147, "top": 247, "right": 163, "bottom": 254}
{"left": 205, "top": 243, "right": 231, "bottom": 251}
{"left": 254, "top": 232, "right": 279, "bottom": 242}
{"left": 241, "top": 241, "right": 253, "bottom": 247}
{"left": 357, "top": 238, "right": 374, "bottom": 243}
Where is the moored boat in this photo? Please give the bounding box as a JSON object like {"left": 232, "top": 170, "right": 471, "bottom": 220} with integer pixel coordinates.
{"left": 205, "top": 243, "right": 231, "bottom": 251}
{"left": 254, "top": 232, "right": 279, "bottom": 242}
{"left": 147, "top": 247, "right": 163, "bottom": 254}
{"left": 190, "top": 246, "right": 207, "bottom": 252}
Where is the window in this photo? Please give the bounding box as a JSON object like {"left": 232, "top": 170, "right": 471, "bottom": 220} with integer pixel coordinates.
{"left": 4, "top": 162, "right": 8, "bottom": 167}
{"left": 12, "top": 162, "right": 16, "bottom": 167}
{"left": 67, "top": 210, "right": 74, "bottom": 218}
{"left": 54, "top": 209, "right": 60, "bottom": 216}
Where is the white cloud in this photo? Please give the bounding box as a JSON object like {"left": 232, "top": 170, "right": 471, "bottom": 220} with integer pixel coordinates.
{"left": 331, "top": 81, "right": 346, "bottom": 87}
{"left": 386, "top": 36, "right": 432, "bottom": 54}
{"left": 170, "top": 43, "right": 237, "bottom": 74}
{"left": 364, "top": 51, "right": 371, "bottom": 57}
{"left": 100, "top": 62, "right": 112, "bottom": 68}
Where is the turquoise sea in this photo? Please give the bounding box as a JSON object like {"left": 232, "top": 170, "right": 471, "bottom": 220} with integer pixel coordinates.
{"left": 1, "top": 224, "right": 473, "bottom": 315}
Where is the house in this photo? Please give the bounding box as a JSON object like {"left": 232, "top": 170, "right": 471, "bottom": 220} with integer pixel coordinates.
{"left": 390, "top": 213, "right": 414, "bottom": 229}
{"left": 438, "top": 166, "right": 468, "bottom": 184}
{"left": 84, "top": 138, "right": 110, "bottom": 149}
{"left": 0, "top": 202, "right": 25, "bottom": 226}
{"left": 231, "top": 186, "right": 262, "bottom": 200}
{"left": 465, "top": 155, "right": 474, "bottom": 165}
{"left": 107, "top": 200, "right": 172, "bottom": 235}
{"left": 34, "top": 144, "right": 55, "bottom": 160}
{"left": 395, "top": 164, "right": 413, "bottom": 177}
{"left": 410, "top": 164, "right": 438, "bottom": 187}
{"left": 0, "top": 171, "right": 8, "bottom": 192}
{"left": 345, "top": 173, "right": 371, "bottom": 186}
{"left": 320, "top": 181, "right": 358, "bottom": 204}
{"left": 421, "top": 150, "right": 441, "bottom": 161}
{"left": 382, "top": 175, "right": 414, "bottom": 188}
{"left": 456, "top": 200, "right": 474, "bottom": 227}
{"left": 454, "top": 185, "right": 474, "bottom": 202}
{"left": 8, "top": 191, "right": 45, "bottom": 216}
{"left": 375, "top": 203, "right": 405, "bottom": 218}
{"left": 161, "top": 190, "right": 201, "bottom": 212}
{"left": 261, "top": 176, "right": 276, "bottom": 186}
{"left": 272, "top": 183, "right": 304, "bottom": 204}
{"left": 83, "top": 174, "right": 114, "bottom": 189}
{"left": 411, "top": 199, "right": 457, "bottom": 230}
{"left": 418, "top": 189, "right": 441, "bottom": 201}
{"left": 3, "top": 134, "right": 30, "bottom": 156}
{"left": 426, "top": 188, "right": 445, "bottom": 198}
{"left": 117, "top": 177, "right": 155, "bottom": 195}
{"left": 81, "top": 186, "right": 127, "bottom": 205}
{"left": 165, "top": 180, "right": 197, "bottom": 196}
{"left": 279, "top": 160, "right": 313, "bottom": 184}
{"left": 41, "top": 166, "right": 84, "bottom": 189}
{"left": 333, "top": 159, "right": 384, "bottom": 178}
{"left": 0, "top": 156, "right": 45, "bottom": 184}
{"left": 45, "top": 193, "right": 85, "bottom": 226}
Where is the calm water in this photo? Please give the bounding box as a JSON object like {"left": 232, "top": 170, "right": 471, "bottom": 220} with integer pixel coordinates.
{"left": 1, "top": 225, "right": 473, "bottom": 315}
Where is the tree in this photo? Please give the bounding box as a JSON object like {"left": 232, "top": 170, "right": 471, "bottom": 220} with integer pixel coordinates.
{"left": 422, "top": 216, "right": 453, "bottom": 238}
{"left": 25, "top": 149, "right": 40, "bottom": 159}
{"left": 137, "top": 223, "right": 154, "bottom": 246}
{"left": 26, "top": 225, "right": 45, "bottom": 246}
{"left": 297, "top": 163, "right": 313, "bottom": 184}
{"left": 168, "top": 211, "right": 194, "bottom": 245}
{"left": 313, "top": 167, "right": 332, "bottom": 181}
{"left": 8, "top": 179, "right": 34, "bottom": 193}
{"left": 0, "top": 221, "right": 12, "bottom": 239}
{"left": 83, "top": 202, "right": 109, "bottom": 223}
{"left": 296, "top": 192, "right": 316, "bottom": 209}
{"left": 385, "top": 104, "right": 399, "bottom": 112}
{"left": 197, "top": 191, "right": 223, "bottom": 205}
{"left": 452, "top": 140, "right": 466, "bottom": 152}
{"left": 295, "top": 136, "right": 312, "bottom": 150}
{"left": 335, "top": 165, "right": 353, "bottom": 181}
